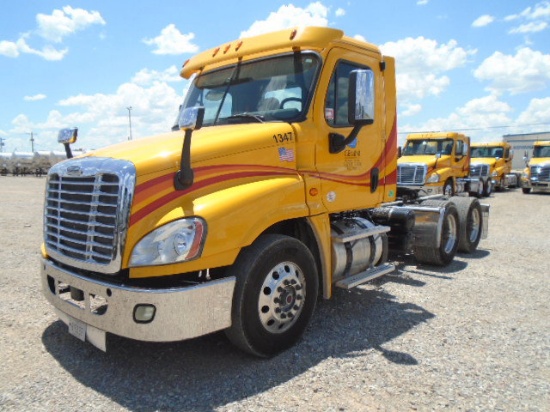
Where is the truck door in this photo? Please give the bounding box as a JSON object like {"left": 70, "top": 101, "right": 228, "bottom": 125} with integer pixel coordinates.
{"left": 453, "top": 137, "right": 470, "bottom": 178}
{"left": 313, "top": 50, "right": 387, "bottom": 212}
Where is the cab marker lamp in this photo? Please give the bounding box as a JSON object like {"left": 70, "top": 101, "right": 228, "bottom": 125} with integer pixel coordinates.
{"left": 129, "top": 218, "right": 206, "bottom": 267}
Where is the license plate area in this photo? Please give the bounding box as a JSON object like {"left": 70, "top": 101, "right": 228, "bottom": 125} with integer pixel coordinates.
{"left": 68, "top": 316, "right": 87, "bottom": 341}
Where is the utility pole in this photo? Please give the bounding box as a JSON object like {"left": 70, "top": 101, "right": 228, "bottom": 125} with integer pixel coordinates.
{"left": 0, "top": 137, "right": 5, "bottom": 152}
{"left": 127, "top": 106, "right": 133, "bottom": 140}
{"left": 26, "top": 132, "right": 36, "bottom": 152}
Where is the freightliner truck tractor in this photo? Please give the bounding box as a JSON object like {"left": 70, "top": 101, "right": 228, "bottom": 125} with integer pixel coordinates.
{"left": 521, "top": 140, "right": 550, "bottom": 194}
{"left": 41, "top": 27, "right": 489, "bottom": 357}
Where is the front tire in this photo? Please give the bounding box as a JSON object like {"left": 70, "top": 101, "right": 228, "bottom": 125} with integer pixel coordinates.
{"left": 225, "top": 234, "right": 318, "bottom": 357}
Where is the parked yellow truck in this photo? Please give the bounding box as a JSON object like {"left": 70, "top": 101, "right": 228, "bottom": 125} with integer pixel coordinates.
{"left": 397, "top": 132, "right": 487, "bottom": 198}
{"left": 521, "top": 140, "right": 550, "bottom": 194}
{"left": 41, "top": 27, "right": 489, "bottom": 357}
{"left": 470, "top": 141, "right": 518, "bottom": 194}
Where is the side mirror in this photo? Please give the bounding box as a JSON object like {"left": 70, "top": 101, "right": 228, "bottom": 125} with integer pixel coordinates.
{"left": 175, "top": 107, "right": 205, "bottom": 190}
{"left": 329, "top": 70, "right": 374, "bottom": 154}
{"left": 58, "top": 128, "right": 78, "bottom": 144}
{"left": 58, "top": 128, "right": 78, "bottom": 159}
{"left": 178, "top": 107, "right": 205, "bottom": 131}
{"left": 348, "top": 70, "right": 375, "bottom": 125}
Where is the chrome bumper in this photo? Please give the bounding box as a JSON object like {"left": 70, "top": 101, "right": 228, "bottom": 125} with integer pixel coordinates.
{"left": 41, "top": 258, "right": 235, "bottom": 350}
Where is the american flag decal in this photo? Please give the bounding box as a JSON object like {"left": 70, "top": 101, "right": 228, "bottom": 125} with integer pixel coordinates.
{"left": 278, "top": 147, "right": 295, "bottom": 162}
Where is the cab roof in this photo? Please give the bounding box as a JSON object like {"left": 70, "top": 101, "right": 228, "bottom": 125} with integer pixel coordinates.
{"left": 180, "top": 26, "right": 382, "bottom": 78}
{"left": 406, "top": 132, "right": 468, "bottom": 140}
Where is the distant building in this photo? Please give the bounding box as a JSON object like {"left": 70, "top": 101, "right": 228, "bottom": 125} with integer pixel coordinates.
{"left": 503, "top": 131, "right": 550, "bottom": 171}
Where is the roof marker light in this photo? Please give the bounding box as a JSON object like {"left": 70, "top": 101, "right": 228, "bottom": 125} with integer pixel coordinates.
{"left": 290, "top": 29, "right": 297, "bottom": 40}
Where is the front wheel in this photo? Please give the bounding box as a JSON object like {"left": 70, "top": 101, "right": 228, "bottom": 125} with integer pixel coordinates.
{"left": 225, "top": 234, "right": 318, "bottom": 357}
{"left": 443, "top": 179, "right": 454, "bottom": 196}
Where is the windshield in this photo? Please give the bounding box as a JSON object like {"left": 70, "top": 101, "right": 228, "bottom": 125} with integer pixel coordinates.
{"left": 402, "top": 139, "right": 454, "bottom": 156}
{"left": 181, "top": 53, "right": 319, "bottom": 126}
{"left": 471, "top": 146, "right": 504, "bottom": 158}
{"left": 533, "top": 145, "right": 550, "bottom": 158}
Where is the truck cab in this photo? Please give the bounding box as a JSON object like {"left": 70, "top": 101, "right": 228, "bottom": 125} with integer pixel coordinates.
{"left": 521, "top": 141, "right": 550, "bottom": 194}
{"left": 471, "top": 141, "right": 517, "bottom": 192}
{"left": 41, "top": 27, "right": 488, "bottom": 357}
{"left": 397, "top": 132, "right": 475, "bottom": 198}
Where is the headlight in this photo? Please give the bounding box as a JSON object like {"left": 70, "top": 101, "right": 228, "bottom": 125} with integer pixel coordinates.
{"left": 491, "top": 171, "right": 498, "bottom": 177}
{"left": 129, "top": 218, "right": 206, "bottom": 267}
{"left": 426, "top": 173, "right": 440, "bottom": 183}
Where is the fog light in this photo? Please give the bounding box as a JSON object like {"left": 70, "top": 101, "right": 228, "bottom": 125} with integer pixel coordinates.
{"left": 134, "top": 304, "right": 156, "bottom": 323}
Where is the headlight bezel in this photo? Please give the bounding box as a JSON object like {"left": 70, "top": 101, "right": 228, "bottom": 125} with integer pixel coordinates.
{"left": 129, "top": 217, "right": 206, "bottom": 267}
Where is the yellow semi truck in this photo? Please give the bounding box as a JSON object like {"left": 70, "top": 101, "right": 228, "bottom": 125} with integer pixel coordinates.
{"left": 521, "top": 140, "right": 550, "bottom": 194}
{"left": 41, "top": 27, "right": 489, "bottom": 357}
{"left": 470, "top": 141, "right": 518, "bottom": 193}
{"left": 397, "top": 132, "right": 487, "bottom": 198}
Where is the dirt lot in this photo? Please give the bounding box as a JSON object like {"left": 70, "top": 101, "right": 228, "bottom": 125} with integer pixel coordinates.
{"left": 0, "top": 175, "right": 548, "bottom": 411}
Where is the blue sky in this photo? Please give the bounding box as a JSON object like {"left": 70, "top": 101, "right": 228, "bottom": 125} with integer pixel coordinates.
{"left": 1, "top": 1, "right": 549, "bottom": 153}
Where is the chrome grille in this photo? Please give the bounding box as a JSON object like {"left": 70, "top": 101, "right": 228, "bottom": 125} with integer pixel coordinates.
{"left": 44, "top": 158, "right": 135, "bottom": 274}
{"left": 397, "top": 164, "right": 427, "bottom": 185}
{"left": 470, "top": 164, "right": 490, "bottom": 177}
{"left": 531, "top": 165, "right": 550, "bottom": 182}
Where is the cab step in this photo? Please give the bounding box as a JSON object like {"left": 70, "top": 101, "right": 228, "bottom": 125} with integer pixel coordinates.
{"left": 335, "top": 263, "right": 395, "bottom": 289}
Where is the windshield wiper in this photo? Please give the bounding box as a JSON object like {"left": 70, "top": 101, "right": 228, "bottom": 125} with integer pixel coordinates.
{"left": 226, "top": 113, "right": 265, "bottom": 123}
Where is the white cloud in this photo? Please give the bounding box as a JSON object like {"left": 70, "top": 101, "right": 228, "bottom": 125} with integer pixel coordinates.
{"left": 335, "top": 8, "right": 346, "bottom": 17}
{"left": 24, "top": 94, "right": 47, "bottom": 102}
{"left": 399, "top": 94, "right": 514, "bottom": 143}
{"left": 474, "top": 47, "right": 550, "bottom": 95}
{"left": 240, "top": 2, "right": 329, "bottom": 38}
{"left": 380, "top": 37, "right": 476, "bottom": 102}
{"left": 131, "top": 66, "right": 182, "bottom": 86}
{"left": 472, "top": 15, "right": 495, "bottom": 28}
{"left": 505, "top": 1, "right": 550, "bottom": 34}
{"left": 401, "top": 103, "right": 422, "bottom": 117}
{"left": 0, "top": 40, "right": 19, "bottom": 57}
{"left": 143, "top": 24, "right": 199, "bottom": 55}
{"left": 36, "top": 6, "right": 106, "bottom": 43}
{"left": 417, "top": 0, "right": 429, "bottom": 5}
{"left": 517, "top": 97, "right": 550, "bottom": 126}
{"left": 0, "top": 6, "right": 104, "bottom": 61}
{"left": 508, "top": 21, "right": 548, "bottom": 34}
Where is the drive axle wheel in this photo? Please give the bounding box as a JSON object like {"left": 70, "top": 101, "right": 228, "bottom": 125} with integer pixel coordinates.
{"left": 225, "top": 234, "right": 318, "bottom": 357}
{"left": 451, "top": 196, "right": 483, "bottom": 253}
{"left": 414, "top": 200, "right": 459, "bottom": 266}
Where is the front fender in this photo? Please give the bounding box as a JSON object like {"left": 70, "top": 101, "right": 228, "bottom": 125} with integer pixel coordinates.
{"left": 129, "top": 175, "right": 308, "bottom": 278}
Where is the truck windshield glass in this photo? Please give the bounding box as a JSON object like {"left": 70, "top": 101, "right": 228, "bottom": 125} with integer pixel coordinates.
{"left": 471, "top": 146, "right": 504, "bottom": 158}
{"left": 181, "top": 53, "right": 319, "bottom": 126}
{"left": 402, "top": 139, "right": 455, "bottom": 156}
{"left": 533, "top": 145, "right": 550, "bottom": 158}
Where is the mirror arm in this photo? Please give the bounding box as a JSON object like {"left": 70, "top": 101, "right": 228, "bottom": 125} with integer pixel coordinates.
{"left": 175, "top": 129, "right": 194, "bottom": 190}
{"left": 329, "top": 121, "right": 372, "bottom": 154}
{"left": 63, "top": 143, "right": 73, "bottom": 159}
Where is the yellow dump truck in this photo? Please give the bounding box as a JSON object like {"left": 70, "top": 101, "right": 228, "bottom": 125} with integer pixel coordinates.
{"left": 41, "top": 27, "right": 489, "bottom": 357}
{"left": 521, "top": 140, "right": 550, "bottom": 194}
{"left": 470, "top": 141, "right": 518, "bottom": 193}
{"left": 397, "top": 132, "right": 486, "bottom": 198}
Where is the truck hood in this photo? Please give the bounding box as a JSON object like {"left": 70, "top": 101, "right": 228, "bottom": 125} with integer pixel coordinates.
{"left": 470, "top": 158, "right": 497, "bottom": 167}
{"left": 529, "top": 158, "right": 550, "bottom": 167}
{"left": 83, "top": 122, "right": 297, "bottom": 179}
{"left": 398, "top": 155, "right": 451, "bottom": 169}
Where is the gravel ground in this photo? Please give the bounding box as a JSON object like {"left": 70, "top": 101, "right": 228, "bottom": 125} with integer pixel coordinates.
{"left": 0, "top": 175, "right": 548, "bottom": 411}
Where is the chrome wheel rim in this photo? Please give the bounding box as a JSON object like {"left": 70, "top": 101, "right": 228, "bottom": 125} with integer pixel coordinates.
{"left": 258, "top": 262, "right": 305, "bottom": 333}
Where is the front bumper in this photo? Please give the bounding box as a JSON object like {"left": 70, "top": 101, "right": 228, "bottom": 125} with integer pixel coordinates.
{"left": 41, "top": 258, "right": 235, "bottom": 350}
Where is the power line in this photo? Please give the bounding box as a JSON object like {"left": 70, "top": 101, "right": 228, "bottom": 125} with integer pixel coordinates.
{"left": 398, "top": 122, "right": 550, "bottom": 135}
